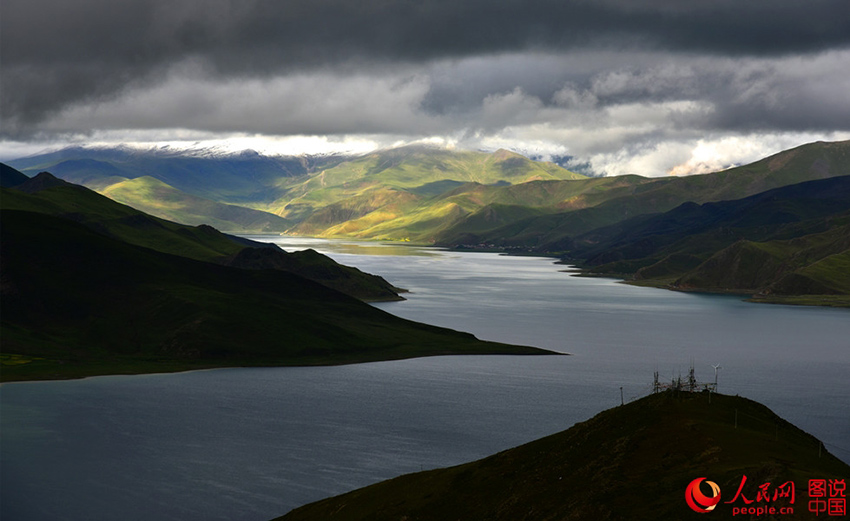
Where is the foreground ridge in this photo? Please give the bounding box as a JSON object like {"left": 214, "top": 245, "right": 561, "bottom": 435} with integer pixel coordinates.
{"left": 277, "top": 391, "right": 848, "bottom": 521}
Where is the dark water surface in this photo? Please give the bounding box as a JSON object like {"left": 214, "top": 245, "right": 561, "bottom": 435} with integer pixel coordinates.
{"left": 2, "top": 238, "right": 848, "bottom": 521}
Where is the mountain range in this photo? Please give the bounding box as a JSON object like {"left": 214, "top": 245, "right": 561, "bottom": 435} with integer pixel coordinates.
{"left": 0, "top": 167, "right": 551, "bottom": 382}
{"left": 7, "top": 140, "right": 850, "bottom": 305}
{"left": 7, "top": 145, "right": 584, "bottom": 237}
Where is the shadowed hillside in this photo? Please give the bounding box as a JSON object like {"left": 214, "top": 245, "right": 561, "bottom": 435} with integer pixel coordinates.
{"left": 277, "top": 392, "right": 848, "bottom": 521}
{"left": 0, "top": 208, "right": 551, "bottom": 382}
{"left": 567, "top": 175, "right": 850, "bottom": 306}
{"left": 438, "top": 140, "right": 850, "bottom": 250}
{"left": 0, "top": 171, "right": 401, "bottom": 301}
{"left": 0, "top": 173, "right": 556, "bottom": 381}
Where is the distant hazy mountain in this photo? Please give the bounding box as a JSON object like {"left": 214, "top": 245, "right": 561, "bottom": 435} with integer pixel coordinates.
{"left": 7, "top": 145, "right": 330, "bottom": 203}
{"left": 6, "top": 146, "right": 320, "bottom": 232}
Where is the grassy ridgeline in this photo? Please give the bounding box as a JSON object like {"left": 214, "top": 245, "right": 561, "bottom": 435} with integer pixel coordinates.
{"left": 0, "top": 208, "right": 552, "bottom": 381}
{"left": 278, "top": 391, "right": 849, "bottom": 521}
{"left": 0, "top": 174, "right": 404, "bottom": 302}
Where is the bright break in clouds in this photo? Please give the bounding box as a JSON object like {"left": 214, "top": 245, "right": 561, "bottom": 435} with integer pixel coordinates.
{"left": 2, "top": 0, "right": 849, "bottom": 175}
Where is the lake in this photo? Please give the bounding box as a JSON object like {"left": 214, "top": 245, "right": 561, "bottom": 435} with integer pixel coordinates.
{"left": 1, "top": 237, "right": 848, "bottom": 521}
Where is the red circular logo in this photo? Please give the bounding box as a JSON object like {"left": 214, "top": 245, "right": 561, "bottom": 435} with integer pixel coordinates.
{"left": 686, "top": 477, "right": 721, "bottom": 513}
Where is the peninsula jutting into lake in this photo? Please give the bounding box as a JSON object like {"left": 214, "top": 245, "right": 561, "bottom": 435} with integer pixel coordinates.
{"left": 0, "top": 168, "right": 553, "bottom": 382}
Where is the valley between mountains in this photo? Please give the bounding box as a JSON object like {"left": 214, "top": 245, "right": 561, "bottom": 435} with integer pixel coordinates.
{"left": 8, "top": 139, "right": 850, "bottom": 307}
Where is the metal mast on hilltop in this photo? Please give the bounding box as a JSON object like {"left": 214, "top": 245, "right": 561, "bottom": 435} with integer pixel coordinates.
{"left": 712, "top": 364, "right": 721, "bottom": 391}
{"left": 651, "top": 363, "right": 721, "bottom": 394}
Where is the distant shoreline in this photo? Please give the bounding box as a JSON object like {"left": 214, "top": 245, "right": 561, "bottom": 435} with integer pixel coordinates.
{"left": 0, "top": 348, "right": 565, "bottom": 384}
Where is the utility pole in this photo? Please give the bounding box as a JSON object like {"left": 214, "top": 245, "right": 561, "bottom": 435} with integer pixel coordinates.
{"left": 688, "top": 363, "right": 696, "bottom": 392}
{"left": 620, "top": 386, "right": 624, "bottom": 406}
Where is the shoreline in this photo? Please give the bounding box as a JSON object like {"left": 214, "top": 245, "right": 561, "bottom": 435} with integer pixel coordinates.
{"left": 557, "top": 264, "right": 850, "bottom": 309}
{"left": 422, "top": 245, "right": 850, "bottom": 309}
{"left": 0, "top": 348, "right": 567, "bottom": 384}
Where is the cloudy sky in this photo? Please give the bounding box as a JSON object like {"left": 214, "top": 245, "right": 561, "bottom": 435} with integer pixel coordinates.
{"left": 2, "top": 0, "right": 849, "bottom": 176}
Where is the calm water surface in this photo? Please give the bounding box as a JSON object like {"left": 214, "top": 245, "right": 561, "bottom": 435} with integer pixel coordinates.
{"left": 2, "top": 237, "right": 848, "bottom": 521}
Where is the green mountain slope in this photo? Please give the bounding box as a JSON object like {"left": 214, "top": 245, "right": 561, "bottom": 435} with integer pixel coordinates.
{"left": 672, "top": 224, "right": 850, "bottom": 306}
{"left": 271, "top": 146, "right": 584, "bottom": 241}
{"left": 11, "top": 141, "right": 848, "bottom": 248}
{"left": 343, "top": 175, "right": 648, "bottom": 243}
{"left": 100, "top": 176, "right": 292, "bottom": 232}
{"left": 275, "top": 148, "right": 580, "bottom": 239}
{"left": 560, "top": 175, "right": 850, "bottom": 305}
{"left": 0, "top": 174, "right": 401, "bottom": 301}
{"left": 8, "top": 146, "right": 585, "bottom": 240}
{"left": 4, "top": 156, "right": 293, "bottom": 233}
{"left": 1, "top": 174, "right": 248, "bottom": 260}
{"left": 1, "top": 209, "right": 550, "bottom": 382}
{"left": 276, "top": 146, "right": 585, "bottom": 212}
{"left": 438, "top": 140, "right": 850, "bottom": 250}
{"left": 291, "top": 187, "right": 425, "bottom": 237}
{"left": 277, "top": 392, "right": 848, "bottom": 521}
{"left": 7, "top": 150, "right": 313, "bottom": 231}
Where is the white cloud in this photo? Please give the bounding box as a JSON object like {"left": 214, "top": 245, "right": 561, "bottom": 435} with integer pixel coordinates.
{"left": 5, "top": 49, "right": 849, "bottom": 178}
{"left": 667, "top": 137, "right": 776, "bottom": 176}
{"left": 587, "top": 132, "right": 850, "bottom": 177}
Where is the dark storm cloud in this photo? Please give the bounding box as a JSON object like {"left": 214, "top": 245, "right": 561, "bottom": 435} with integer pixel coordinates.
{"left": 420, "top": 51, "right": 850, "bottom": 136}
{"left": 2, "top": 0, "right": 849, "bottom": 135}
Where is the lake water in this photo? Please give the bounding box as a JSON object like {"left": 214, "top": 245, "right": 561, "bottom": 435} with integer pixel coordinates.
{"left": 2, "top": 237, "right": 848, "bottom": 521}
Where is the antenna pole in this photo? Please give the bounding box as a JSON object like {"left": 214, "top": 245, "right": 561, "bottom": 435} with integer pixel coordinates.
{"left": 711, "top": 364, "right": 721, "bottom": 392}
